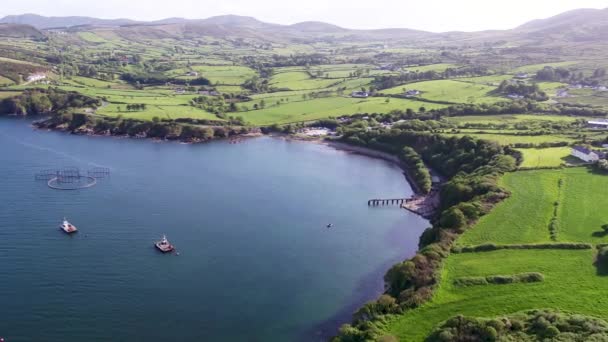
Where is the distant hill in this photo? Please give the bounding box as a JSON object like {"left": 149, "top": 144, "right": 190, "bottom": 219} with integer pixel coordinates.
{"left": 1, "top": 9, "right": 607, "bottom": 43}
{"left": 0, "top": 13, "right": 138, "bottom": 29}
{"left": 0, "top": 23, "right": 44, "bottom": 38}
{"left": 515, "top": 8, "right": 608, "bottom": 41}
{"left": 288, "top": 21, "right": 347, "bottom": 33}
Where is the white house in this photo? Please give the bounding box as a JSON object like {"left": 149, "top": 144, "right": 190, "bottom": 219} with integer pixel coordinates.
{"left": 186, "top": 71, "right": 199, "bottom": 77}
{"left": 26, "top": 73, "right": 46, "bottom": 83}
{"left": 571, "top": 146, "right": 606, "bottom": 162}
{"left": 404, "top": 89, "right": 420, "bottom": 97}
{"left": 351, "top": 91, "right": 369, "bottom": 98}
{"left": 587, "top": 120, "right": 608, "bottom": 129}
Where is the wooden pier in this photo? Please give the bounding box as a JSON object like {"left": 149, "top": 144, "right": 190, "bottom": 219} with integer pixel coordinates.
{"left": 367, "top": 198, "right": 408, "bottom": 206}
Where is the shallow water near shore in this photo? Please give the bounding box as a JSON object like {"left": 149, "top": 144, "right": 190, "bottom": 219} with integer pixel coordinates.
{"left": 0, "top": 118, "right": 428, "bottom": 342}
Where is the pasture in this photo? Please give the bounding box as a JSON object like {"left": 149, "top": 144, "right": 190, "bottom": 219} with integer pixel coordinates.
{"left": 516, "top": 147, "right": 571, "bottom": 168}
{"left": 269, "top": 71, "right": 341, "bottom": 90}
{"left": 459, "top": 167, "right": 608, "bottom": 246}
{"left": 381, "top": 79, "right": 504, "bottom": 104}
{"left": 386, "top": 248, "right": 608, "bottom": 341}
{"left": 241, "top": 97, "right": 444, "bottom": 125}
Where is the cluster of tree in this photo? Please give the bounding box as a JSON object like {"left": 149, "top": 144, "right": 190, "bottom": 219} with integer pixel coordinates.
{"left": 399, "top": 146, "right": 432, "bottom": 194}
{"left": 125, "top": 104, "right": 147, "bottom": 111}
{"left": 0, "top": 88, "right": 100, "bottom": 115}
{"left": 37, "top": 114, "right": 249, "bottom": 142}
{"left": 374, "top": 66, "right": 489, "bottom": 90}
{"left": 120, "top": 72, "right": 210, "bottom": 86}
{"left": 427, "top": 310, "right": 608, "bottom": 342}
{"left": 497, "top": 80, "right": 548, "bottom": 101}
{"left": 242, "top": 76, "right": 270, "bottom": 93}
{"left": 191, "top": 96, "right": 238, "bottom": 115}
{"left": 333, "top": 129, "right": 518, "bottom": 341}
{"left": 0, "top": 60, "right": 46, "bottom": 83}
{"left": 244, "top": 53, "right": 331, "bottom": 68}
{"left": 536, "top": 66, "right": 607, "bottom": 86}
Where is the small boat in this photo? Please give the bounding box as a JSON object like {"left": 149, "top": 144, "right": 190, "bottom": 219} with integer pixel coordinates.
{"left": 155, "top": 235, "right": 175, "bottom": 253}
{"left": 60, "top": 218, "right": 78, "bottom": 234}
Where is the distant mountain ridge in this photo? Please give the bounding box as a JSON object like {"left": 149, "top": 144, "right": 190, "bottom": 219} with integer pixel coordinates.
{"left": 1, "top": 9, "right": 607, "bottom": 43}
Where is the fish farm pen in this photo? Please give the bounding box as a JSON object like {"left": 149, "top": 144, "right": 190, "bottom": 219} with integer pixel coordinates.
{"left": 35, "top": 167, "right": 110, "bottom": 190}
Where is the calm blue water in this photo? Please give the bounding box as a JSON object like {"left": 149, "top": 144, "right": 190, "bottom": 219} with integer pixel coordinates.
{"left": 0, "top": 118, "right": 428, "bottom": 342}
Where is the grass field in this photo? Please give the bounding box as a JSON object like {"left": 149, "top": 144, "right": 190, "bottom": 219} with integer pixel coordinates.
{"left": 459, "top": 167, "right": 608, "bottom": 246}
{"left": 241, "top": 97, "right": 445, "bottom": 125}
{"left": 559, "top": 167, "right": 608, "bottom": 242}
{"left": 97, "top": 103, "right": 219, "bottom": 121}
{"left": 167, "top": 65, "right": 257, "bottom": 85}
{"left": 458, "top": 170, "right": 560, "bottom": 246}
{"left": 516, "top": 147, "right": 572, "bottom": 168}
{"left": 386, "top": 248, "right": 608, "bottom": 341}
{"left": 511, "top": 61, "right": 579, "bottom": 74}
{"left": 382, "top": 80, "right": 504, "bottom": 104}
{"left": 386, "top": 166, "right": 608, "bottom": 340}
{"left": 269, "top": 71, "right": 341, "bottom": 90}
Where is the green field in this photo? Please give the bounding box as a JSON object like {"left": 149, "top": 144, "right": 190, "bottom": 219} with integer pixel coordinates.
{"left": 386, "top": 248, "right": 608, "bottom": 341}
{"left": 241, "top": 97, "right": 445, "bottom": 125}
{"left": 382, "top": 80, "right": 504, "bottom": 104}
{"left": 386, "top": 167, "right": 608, "bottom": 340}
{"left": 559, "top": 168, "right": 608, "bottom": 242}
{"left": 458, "top": 170, "right": 560, "bottom": 245}
{"left": 511, "top": 61, "right": 579, "bottom": 74}
{"left": 270, "top": 71, "right": 341, "bottom": 90}
{"left": 97, "top": 103, "right": 219, "bottom": 121}
{"left": 517, "top": 147, "right": 572, "bottom": 168}
{"left": 167, "top": 65, "right": 257, "bottom": 85}
{"left": 459, "top": 167, "right": 608, "bottom": 246}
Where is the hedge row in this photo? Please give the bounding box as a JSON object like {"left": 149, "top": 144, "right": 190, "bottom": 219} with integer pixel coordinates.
{"left": 453, "top": 272, "right": 544, "bottom": 286}
{"left": 453, "top": 242, "right": 592, "bottom": 253}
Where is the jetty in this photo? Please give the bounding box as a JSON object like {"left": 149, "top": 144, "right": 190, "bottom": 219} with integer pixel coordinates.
{"left": 367, "top": 198, "right": 408, "bottom": 206}
{"left": 368, "top": 190, "right": 439, "bottom": 219}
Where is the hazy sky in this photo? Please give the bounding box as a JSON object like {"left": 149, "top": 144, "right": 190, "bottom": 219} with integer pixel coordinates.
{"left": 1, "top": 0, "right": 606, "bottom": 32}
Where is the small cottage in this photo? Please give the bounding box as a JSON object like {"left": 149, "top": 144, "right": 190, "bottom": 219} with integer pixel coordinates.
{"left": 351, "top": 91, "right": 369, "bottom": 98}
{"left": 571, "top": 146, "right": 606, "bottom": 162}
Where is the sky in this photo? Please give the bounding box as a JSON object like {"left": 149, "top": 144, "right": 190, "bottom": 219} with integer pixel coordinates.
{"left": 0, "top": 0, "right": 606, "bottom": 32}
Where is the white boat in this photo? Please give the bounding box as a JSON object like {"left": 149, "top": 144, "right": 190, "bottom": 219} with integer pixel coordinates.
{"left": 60, "top": 218, "right": 78, "bottom": 234}
{"left": 155, "top": 235, "right": 174, "bottom": 253}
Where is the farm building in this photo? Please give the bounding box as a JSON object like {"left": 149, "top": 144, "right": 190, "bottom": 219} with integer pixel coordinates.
{"left": 571, "top": 146, "right": 606, "bottom": 162}
{"left": 26, "top": 73, "right": 46, "bottom": 82}
{"left": 351, "top": 91, "right": 369, "bottom": 98}
{"left": 587, "top": 120, "right": 608, "bottom": 129}
{"left": 514, "top": 73, "right": 529, "bottom": 79}
{"left": 404, "top": 89, "right": 420, "bottom": 97}
{"left": 187, "top": 71, "right": 199, "bottom": 77}
{"left": 174, "top": 88, "right": 186, "bottom": 94}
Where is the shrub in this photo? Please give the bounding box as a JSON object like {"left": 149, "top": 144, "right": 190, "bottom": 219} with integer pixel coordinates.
{"left": 426, "top": 310, "right": 608, "bottom": 342}
{"left": 454, "top": 273, "right": 543, "bottom": 286}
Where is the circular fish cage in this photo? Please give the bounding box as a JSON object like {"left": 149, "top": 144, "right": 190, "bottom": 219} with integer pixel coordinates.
{"left": 36, "top": 167, "right": 109, "bottom": 190}
{"left": 47, "top": 175, "right": 97, "bottom": 190}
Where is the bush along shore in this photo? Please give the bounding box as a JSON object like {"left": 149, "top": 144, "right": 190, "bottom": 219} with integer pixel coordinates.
{"left": 331, "top": 128, "right": 520, "bottom": 341}
{"left": 0, "top": 87, "right": 259, "bottom": 143}
{"left": 33, "top": 113, "right": 259, "bottom": 143}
